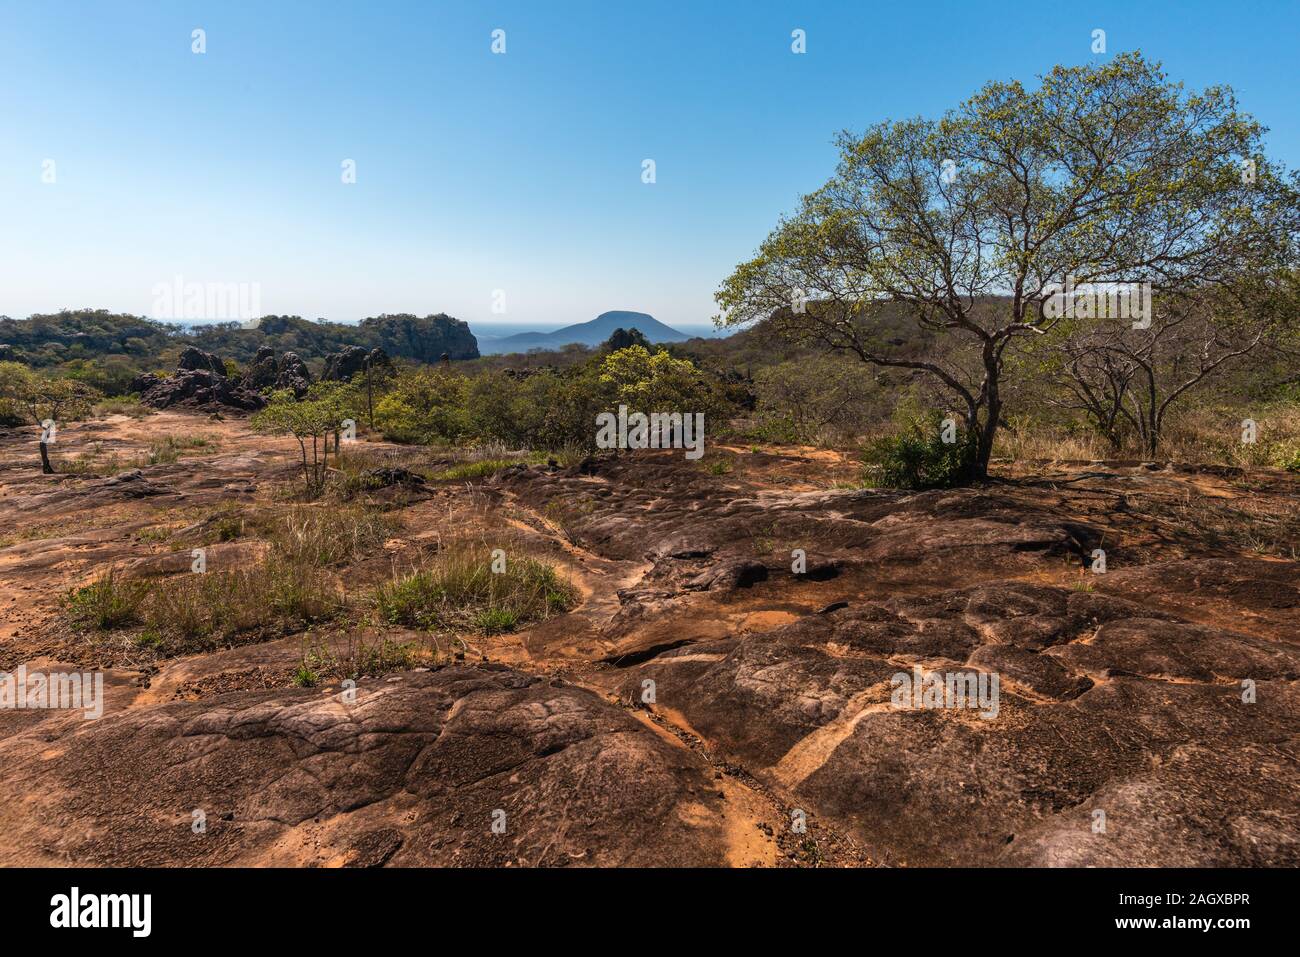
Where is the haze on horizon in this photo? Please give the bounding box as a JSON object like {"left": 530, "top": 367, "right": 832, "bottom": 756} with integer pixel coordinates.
{"left": 2, "top": 0, "right": 1298, "bottom": 329}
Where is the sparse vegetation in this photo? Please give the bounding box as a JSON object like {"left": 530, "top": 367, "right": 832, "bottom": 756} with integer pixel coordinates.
{"left": 66, "top": 570, "right": 149, "bottom": 630}
{"left": 63, "top": 501, "right": 393, "bottom": 654}
{"left": 299, "top": 633, "right": 420, "bottom": 680}
{"left": 269, "top": 505, "right": 396, "bottom": 566}
{"left": 432, "top": 458, "right": 518, "bottom": 481}
{"left": 69, "top": 558, "right": 341, "bottom": 654}
{"left": 95, "top": 395, "right": 153, "bottom": 419}
{"left": 374, "top": 544, "right": 575, "bottom": 635}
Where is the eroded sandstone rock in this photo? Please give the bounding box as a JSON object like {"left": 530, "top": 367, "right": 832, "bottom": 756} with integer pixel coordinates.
{"left": 0, "top": 666, "right": 741, "bottom": 867}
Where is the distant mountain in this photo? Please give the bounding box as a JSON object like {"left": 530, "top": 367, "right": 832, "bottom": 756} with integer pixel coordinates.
{"left": 476, "top": 311, "right": 689, "bottom": 354}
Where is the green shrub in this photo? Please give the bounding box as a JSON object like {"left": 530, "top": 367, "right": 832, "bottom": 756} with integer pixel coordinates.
{"left": 67, "top": 571, "right": 149, "bottom": 630}
{"left": 862, "top": 413, "right": 977, "bottom": 490}
{"left": 269, "top": 505, "right": 395, "bottom": 566}
{"left": 141, "top": 557, "right": 341, "bottom": 650}
{"left": 95, "top": 395, "right": 152, "bottom": 419}
{"left": 374, "top": 544, "right": 574, "bottom": 634}
{"left": 475, "top": 607, "right": 519, "bottom": 634}
{"left": 431, "top": 458, "right": 517, "bottom": 481}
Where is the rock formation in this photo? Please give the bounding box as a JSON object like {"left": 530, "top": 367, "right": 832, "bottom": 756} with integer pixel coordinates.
{"left": 240, "top": 347, "right": 312, "bottom": 398}
{"left": 322, "top": 346, "right": 391, "bottom": 382}
{"left": 136, "top": 349, "right": 266, "bottom": 412}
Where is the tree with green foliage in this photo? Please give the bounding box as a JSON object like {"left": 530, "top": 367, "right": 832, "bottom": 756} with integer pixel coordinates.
{"left": 603, "top": 327, "right": 651, "bottom": 352}
{"left": 0, "top": 362, "right": 101, "bottom": 473}
{"left": 716, "top": 53, "right": 1297, "bottom": 478}
{"left": 372, "top": 366, "right": 472, "bottom": 445}
{"left": 597, "top": 345, "right": 717, "bottom": 413}
{"left": 251, "top": 385, "right": 357, "bottom": 498}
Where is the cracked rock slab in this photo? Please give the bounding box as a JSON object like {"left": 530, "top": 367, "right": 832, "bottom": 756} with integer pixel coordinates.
{"left": 0, "top": 666, "right": 742, "bottom": 867}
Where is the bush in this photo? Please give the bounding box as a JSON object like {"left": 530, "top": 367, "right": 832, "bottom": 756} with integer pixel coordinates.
{"left": 862, "top": 413, "right": 977, "bottom": 489}
{"left": 95, "top": 395, "right": 153, "bottom": 418}
{"left": 431, "top": 458, "right": 517, "bottom": 481}
{"left": 67, "top": 570, "right": 149, "bottom": 630}
{"left": 68, "top": 558, "right": 342, "bottom": 654}
{"left": 269, "top": 504, "right": 395, "bottom": 566}
{"left": 374, "top": 544, "right": 575, "bottom": 634}
{"left": 752, "top": 356, "right": 882, "bottom": 445}
{"left": 374, "top": 347, "right": 733, "bottom": 454}
{"left": 252, "top": 385, "right": 360, "bottom": 498}
{"left": 297, "top": 633, "right": 419, "bottom": 682}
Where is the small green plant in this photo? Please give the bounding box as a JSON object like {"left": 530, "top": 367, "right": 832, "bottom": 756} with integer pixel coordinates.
{"left": 67, "top": 571, "right": 149, "bottom": 630}
{"left": 431, "top": 458, "right": 516, "bottom": 481}
{"left": 475, "top": 607, "right": 519, "bottom": 635}
{"left": 209, "top": 511, "right": 245, "bottom": 542}
{"left": 800, "top": 837, "right": 823, "bottom": 866}
{"left": 702, "top": 459, "right": 733, "bottom": 475}
{"left": 1278, "top": 443, "right": 1300, "bottom": 473}
{"left": 374, "top": 544, "right": 575, "bottom": 634}
{"left": 861, "top": 413, "right": 978, "bottom": 490}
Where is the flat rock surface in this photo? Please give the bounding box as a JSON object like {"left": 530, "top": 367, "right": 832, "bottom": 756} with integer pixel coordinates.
{"left": 1, "top": 419, "right": 1296, "bottom": 866}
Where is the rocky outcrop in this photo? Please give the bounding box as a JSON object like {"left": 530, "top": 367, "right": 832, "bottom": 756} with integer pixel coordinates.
{"left": 136, "top": 350, "right": 267, "bottom": 412}
{"left": 177, "top": 346, "right": 228, "bottom": 376}
{"left": 139, "top": 369, "right": 267, "bottom": 412}
{"left": 275, "top": 352, "right": 312, "bottom": 398}
{"left": 359, "top": 313, "right": 478, "bottom": 362}
{"left": 129, "top": 372, "right": 161, "bottom": 394}
{"left": 322, "top": 346, "right": 390, "bottom": 382}
{"left": 240, "top": 347, "right": 312, "bottom": 398}
{"left": 495, "top": 453, "right": 1300, "bottom": 867}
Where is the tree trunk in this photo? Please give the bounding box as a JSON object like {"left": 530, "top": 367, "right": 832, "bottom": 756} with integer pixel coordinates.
{"left": 974, "top": 399, "right": 999, "bottom": 479}
{"left": 39, "top": 440, "right": 54, "bottom": 474}
{"left": 366, "top": 360, "right": 374, "bottom": 429}
{"left": 970, "top": 342, "right": 1002, "bottom": 480}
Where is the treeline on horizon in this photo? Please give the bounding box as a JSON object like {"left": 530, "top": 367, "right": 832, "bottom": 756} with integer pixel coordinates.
{"left": 0, "top": 309, "right": 479, "bottom": 390}
{"left": 2, "top": 296, "right": 1299, "bottom": 488}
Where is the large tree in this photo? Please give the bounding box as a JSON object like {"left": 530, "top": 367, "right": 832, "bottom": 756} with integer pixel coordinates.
{"left": 715, "top": 53, "right": 1295, "bottom": 476}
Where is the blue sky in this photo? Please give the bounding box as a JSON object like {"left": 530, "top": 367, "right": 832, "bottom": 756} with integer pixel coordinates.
{"left": 2, "top": 0, "right": 1298, "bottom": 331}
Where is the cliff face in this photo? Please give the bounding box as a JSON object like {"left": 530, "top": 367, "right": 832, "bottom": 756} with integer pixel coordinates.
{"left": 359, "top": 313, "right": 479, "bottom": 361}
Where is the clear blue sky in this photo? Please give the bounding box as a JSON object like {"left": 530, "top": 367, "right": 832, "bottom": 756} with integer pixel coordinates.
{"left": 2, "top": 0, "right": 1298, "bottom": 330}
